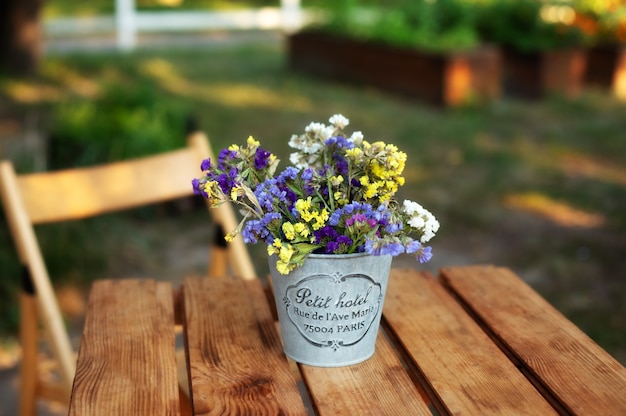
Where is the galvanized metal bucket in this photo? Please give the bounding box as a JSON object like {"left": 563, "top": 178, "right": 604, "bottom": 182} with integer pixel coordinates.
{"left": 269, "top": 253, "right": 392, "bottom": 367}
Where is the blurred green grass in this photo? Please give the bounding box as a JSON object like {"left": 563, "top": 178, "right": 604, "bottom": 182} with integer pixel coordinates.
{"left": 1, "top": 34, "right": 625, "bottom": 363}
{"left": 42, "top": 0, "right": 281, "bottom": 17}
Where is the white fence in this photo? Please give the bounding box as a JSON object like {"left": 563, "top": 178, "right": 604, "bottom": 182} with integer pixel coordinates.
{"left": 44, "top": 0, "right": 305, "bottom": 51}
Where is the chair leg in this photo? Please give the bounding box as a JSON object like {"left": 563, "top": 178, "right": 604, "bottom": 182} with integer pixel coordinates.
{"left": 208, "top": 246, "right": 228, "bottom": 278}
{"left": 19, "top": 290, "right": 39, "bottom": 416}
{"left": 208, "top": 224, "right": 228, "bottom": 278}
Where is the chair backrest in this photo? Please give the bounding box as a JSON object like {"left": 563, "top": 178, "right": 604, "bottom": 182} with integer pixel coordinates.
{"left": 0, "top": 131, "right": 257, "bottom": 407}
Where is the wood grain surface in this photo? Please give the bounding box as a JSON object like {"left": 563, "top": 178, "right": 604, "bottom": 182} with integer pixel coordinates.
{"left": 300, "top": 330, "right": 432, "bottom": 415}
{"left": 69, "top": 267, "right": 626, "bottom": 416}
{"left": 441, "top": 265, "right": 626, "bottom": 416}
{"left": 69, "top": 279, "right": 180, "bottom": 415}
{"left": 182, "top": 277, "right": 306, "bottom": 415}
{"left": 383, "top": 268, "right": 557, "bottom": 415}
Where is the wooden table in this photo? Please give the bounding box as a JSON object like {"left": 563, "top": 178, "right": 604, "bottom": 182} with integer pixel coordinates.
{"left": 68, "top": 265, "right": 626, "bottom": 415}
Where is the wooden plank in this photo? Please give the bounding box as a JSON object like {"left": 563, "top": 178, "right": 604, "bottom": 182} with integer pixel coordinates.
{"left": 16, "top": 148, "right": 200, "bottom": 224}
{"left": 441, "top": 265, "right": 626, "bottom": 416}
{"left": 383, "top": 268, "right": 557, "bottom": 416}
{"left": 299, "top": 331, "right": 432, "bottom": 416}
{"left": 182, "top": 277, "right": 306, "bottom": 415}
{"left": 69, "top": 279, "right": 180, "bottom": 416}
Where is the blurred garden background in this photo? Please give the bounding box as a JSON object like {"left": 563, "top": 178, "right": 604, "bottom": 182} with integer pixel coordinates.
{"left": 1, "top": 1, "right": 625, "bottom": 411}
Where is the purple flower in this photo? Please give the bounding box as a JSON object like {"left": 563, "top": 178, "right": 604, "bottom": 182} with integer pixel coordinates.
{"left": 324, "top": 135, "right": 354, "bottom": 149}
{"left": 254, "top": 148, "right": 272, "bottom": 170}
{"left": 217, "top": 148, "right": 237, "bottom": 170}
{"left": 200, "top": 158, "right": 211, "bottom": 171}
{"left": 215, "top": 171, "right": 237, "bottom": 194}
{"left": 191, "top": 178, "right": 206, "bottom": 197}
{"left": 334, "top": 157, "right": 349, "bottom": 176}
{"left": 345, "top": 213, "right": 367, "bottom": 227}
{"left": 326, "top": 235, "right": 353, "bottom": 253}
{"left": 313, "top": 226, "right": 340, "bottom": 253}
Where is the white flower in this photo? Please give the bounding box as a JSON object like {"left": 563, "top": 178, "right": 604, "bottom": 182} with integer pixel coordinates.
{"left": 288, "top": 133, "right": 306, "bottom": 150}
{"left": 403, "top": 200, "right": 440, "bottom": 243}
{"left": 408, "top": 216, "right": 425, "bottom": 229}
{"left": 323, "top": 125, "right": 335, "bottom": 140}
{"left": 304, "top": 142, "right": 323, "bottom": 155}
{"left": 402, "top": 200, "right": 422, "bottom": 215}
{"left": 349, "top": 131, "right": 364, "bottom": 145}
{"left": 329, "top": 114, "right": 349, "bottom": 129}
{"left": 304, "top": 122, "right": 327, "bottom": 137}
{"left": 289, "top": 152, "right": 306, "bottom": 168}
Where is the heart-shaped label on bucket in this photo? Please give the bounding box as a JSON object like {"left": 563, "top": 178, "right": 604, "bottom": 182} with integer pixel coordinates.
{"left": 282, "top": 272, "right": 383, "bottom": 350}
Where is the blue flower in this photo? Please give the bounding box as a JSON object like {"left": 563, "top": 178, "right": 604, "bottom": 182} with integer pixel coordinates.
{"left": 385, "top": 222, "right": 403, "bottom": 234}
{"left": 364, "top": 239, "right": 404, "bottom": 256}
{"left": 301, "top": 168, "right": 314, "bottom": 181}
{"left": 243, "top": 212, "right": 281, "bottom": 244}
{"left": 415, "top": 246, "right": 433, "bottom": 263}
{"left": 279, "top": 166, "right": 300, "bottom": 181}
{"left": 405, "top": 239, "right": 422, "bottom": 254}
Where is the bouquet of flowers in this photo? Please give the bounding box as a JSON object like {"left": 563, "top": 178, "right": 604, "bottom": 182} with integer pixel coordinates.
{"left": 192, "top": 114, "right": 439, "bottom": 275}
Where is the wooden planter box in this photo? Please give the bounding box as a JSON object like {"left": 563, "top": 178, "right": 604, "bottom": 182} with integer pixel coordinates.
{"left": 287, "top": 31, "right": 501, "bottom": 107}
{"left": 584, "top": 44, "right": 626, "bottom": 100}
{"left": 501, "top": 48, "right": 587, "bottom": 99}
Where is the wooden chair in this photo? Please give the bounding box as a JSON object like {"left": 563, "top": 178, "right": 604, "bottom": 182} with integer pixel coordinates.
{"left": 0, "top": 131, "right": 257, "bottom": 416}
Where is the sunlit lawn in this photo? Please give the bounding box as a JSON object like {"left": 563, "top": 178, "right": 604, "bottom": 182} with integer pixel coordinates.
{"left": 1, "top": 32, "right": 625, "bottom": 363}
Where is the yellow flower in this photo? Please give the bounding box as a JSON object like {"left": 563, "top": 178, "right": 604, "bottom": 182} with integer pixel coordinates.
{"left": 364, "top": 182, "right": 381, "bottom": 199}
{"left": 370, "top": 141, "right": 385, "bottom": 154}
{"left": 330, "top": 175, "right": 344, "bottom": 186}
{"left": 225, "top": 232, "right": 235, "bottom": 242}
{"left": 246, "top": 135, "right": 259, "bottom": 148}
{"left": 345, "top": 148, "right": 363, "bottom": 160}
{"left": 267, "top": 239, "right": 283, "bottom": 256}
{"left": 279, "top": 244, "right": 295, "bottom": 263}
{"left": 275, "top": 260, "right": 292, "bottom": 275}
{"left": 202, "top": 180, "right": 222, "bottom": 205}
{"left": 230, "top": 185, "right": 244, "bottom": 201}
{"left": 370, "top": 161, "right": 387, "bottom": 179}
{"left": 294, "top": 222, "right": 309, "bottom": 237}
{"left": 334, "top": 191, "right": 348, "bottom": 206}
{"left": 295, "top": 198, "right": 314, "bottom": 222}
{"left": 228, "top": 144, "right": 239, "bottom": 152}
{"left": 282, "top": 222, "right": 296, "bottom": 240}
{"left": 310, "top": 209, "right": 329, "bottom": 230}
